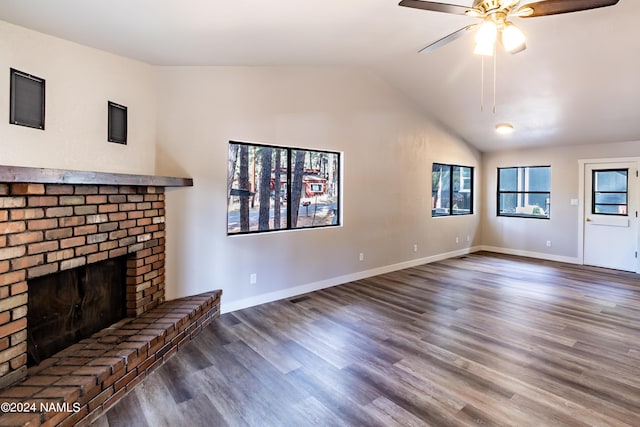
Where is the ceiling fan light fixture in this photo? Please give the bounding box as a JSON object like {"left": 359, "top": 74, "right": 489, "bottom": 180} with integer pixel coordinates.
{"left": 502, "top": 22, "right": 526, "bottom": 53}
{"left": 496, "top": 123, "right": 514, "bottom": 134}
{"left": 474, "top": 19, "right": 498, "bottom": 56}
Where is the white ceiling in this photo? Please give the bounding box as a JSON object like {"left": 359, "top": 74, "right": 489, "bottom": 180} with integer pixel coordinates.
{"left": 0, "top": 0, "right": 638, "bottom": 151}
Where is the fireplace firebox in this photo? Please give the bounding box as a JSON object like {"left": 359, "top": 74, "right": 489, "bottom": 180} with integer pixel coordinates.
{"left": 27, "top": 256, "right": 127, "bottom": 366}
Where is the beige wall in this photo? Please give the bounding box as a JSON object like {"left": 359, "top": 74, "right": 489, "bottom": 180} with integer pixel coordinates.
{"left": 0, "top": 21, "right": 156, "bottom": 174}
{"left": 154, "top": 66, "right": 481, "bottom": 311}
{"left": 482, "top": 140, "right": 640, "bottom": 262}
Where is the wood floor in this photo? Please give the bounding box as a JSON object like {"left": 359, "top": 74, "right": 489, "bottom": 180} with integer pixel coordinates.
{"left": 96, "top": 252, "right": 640, "bottom": 427}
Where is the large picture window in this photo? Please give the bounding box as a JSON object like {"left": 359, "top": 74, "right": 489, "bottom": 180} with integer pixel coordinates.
{"left": 498, "top": 166, "right": 550, "bottom": 219}
{"left": 227, "top": 142, "right": 340, "bottom": 235}
{"left": 432, "top": 163, "right": 474, "bottom": 217}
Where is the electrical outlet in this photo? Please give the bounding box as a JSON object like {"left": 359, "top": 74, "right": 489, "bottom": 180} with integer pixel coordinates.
{"left": 413, "top": 244, "right": 418, "bottom": 253}
{"left": 359, "top": 252, "right": 364, "bottom": 262}
{"left": 455, "top": 237, "right": 459, "bottom": 244}
{"left": 467, "top": 235, "right": 471, "bottom": 242}
{"left": 250, "top": 273, "right": 257, "bottom": 284}
{"left": 546, "top": 241, "right": 552, "bottom": 248}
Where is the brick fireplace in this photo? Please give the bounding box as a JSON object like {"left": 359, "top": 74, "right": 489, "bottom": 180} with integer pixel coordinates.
{"left": 0, "top": 165, "right": 222, "bottom": 426}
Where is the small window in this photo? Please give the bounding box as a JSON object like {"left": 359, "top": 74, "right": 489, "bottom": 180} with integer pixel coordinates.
{"left": 309, "top": 183, "right": 324, "bottom": 193}
{"left": 108, "top": 101, "right": 127, "bottom": 144}
{"left": 227, "top": 142, "right": 341, "bottom": 235}
{"left": 498, "top": 166, "right": 550, "bottom": 219}
{"left": 10, "top": 68, "right": 45, "bottom": 130}
{"left": 432, "top": 163, "right": 474, "bottom": 217}
{"left": 592, "top": 169, "right": 628, "bottom": 215}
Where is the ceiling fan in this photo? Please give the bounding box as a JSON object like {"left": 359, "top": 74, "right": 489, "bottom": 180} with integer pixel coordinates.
{"left": 399, "top": 0, "right": 620, "bottom": 56}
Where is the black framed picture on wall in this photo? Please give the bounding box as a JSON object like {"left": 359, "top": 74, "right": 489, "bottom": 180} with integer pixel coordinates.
{"left": 10, "top": 68, "right": 46, "bottom": 130}
{"left": 108, "top": 101, "right": 127, "bottom": 144}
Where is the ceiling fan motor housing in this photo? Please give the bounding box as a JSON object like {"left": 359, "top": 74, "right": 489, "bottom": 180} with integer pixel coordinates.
{"left": 471, "top": 0, "right": 520, "bottom": 16}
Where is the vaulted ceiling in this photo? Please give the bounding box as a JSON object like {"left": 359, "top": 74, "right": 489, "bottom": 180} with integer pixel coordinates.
{"left": 1, "top": 0, "right": 638, "bottom": 151}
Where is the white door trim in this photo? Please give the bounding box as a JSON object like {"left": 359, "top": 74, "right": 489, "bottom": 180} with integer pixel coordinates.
{"left": 578, "top": 157, "right": 640, "bottom": 273}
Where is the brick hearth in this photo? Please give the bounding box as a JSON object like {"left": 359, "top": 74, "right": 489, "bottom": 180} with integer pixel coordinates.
{"left": 0, "top": 291, "right": 221, "bottom": 427}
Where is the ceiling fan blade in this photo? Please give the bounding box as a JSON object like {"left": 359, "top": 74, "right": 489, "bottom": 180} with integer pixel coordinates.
{"left": 399, "top": 0, "right": 471, "bottom": 15}
{"left": 518, "top": 0, "right": 619, "bottom": 17}
{"left": 419, "top": 24, "right": 478, "bottom": 53}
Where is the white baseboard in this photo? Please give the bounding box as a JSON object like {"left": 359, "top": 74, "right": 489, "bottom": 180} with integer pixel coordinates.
{"left": 221, "top": 246, "right": 482, "bottom": 313}
{"left": 478, "top": 245, "right": 581, "bottom": 265}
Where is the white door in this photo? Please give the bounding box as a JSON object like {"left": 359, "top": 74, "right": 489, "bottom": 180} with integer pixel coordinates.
{"left": 584, "top": 162, "right": 639, "bottom": 272}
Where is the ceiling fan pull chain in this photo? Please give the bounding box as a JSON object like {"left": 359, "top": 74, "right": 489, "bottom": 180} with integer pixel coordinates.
{"left": 480, "top": 55, "right": 485, "bottom": 112}
{"left": 493, "top": 43, "right": 497, "bottom": 114}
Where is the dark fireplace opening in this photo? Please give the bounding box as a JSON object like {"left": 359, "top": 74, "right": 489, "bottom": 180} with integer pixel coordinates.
{"left": 27, "top": 256, "right": 128, "bottom": 366}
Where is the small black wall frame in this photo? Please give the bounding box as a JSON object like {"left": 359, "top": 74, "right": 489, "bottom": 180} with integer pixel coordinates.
{"left": 108, "top": 101, "right": 127, "bottom": 145}
{"left": 10, "top": 68, "right": 46, "bottom": 130}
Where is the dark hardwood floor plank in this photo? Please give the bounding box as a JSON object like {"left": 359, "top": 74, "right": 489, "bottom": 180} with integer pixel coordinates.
{"left": 133, "top": 373, "right": 183, "bottom": 426}
{"left": 290, "top": 396, "right": 351, "bottom": 427}
{"left": 98, "top": 252, "right": 640, "bottom": 426}
{"left": 285, "top": 366, "right": 382, "bottom": 426}
{"left": 282, "top": 339, "right": 381, "bottom": 408}
{"left": 220, "top": 321, "right": 303, "bottom": 374}
{"left": 222, "top": 340, "right": 311, "bottom": 407}
{"left": 344, "top": 361, "right": 473, "bottom": 427}
{"left": 363, "top": 396, "right": 439, "bottom": 427}
{"left": 176, "top": 393, "right": 230, "bottom": 427}
{"left": 196, "top": 349, "right": 292, "bottom": 426}
{"left": 158, "top": 356, "right": 195, "bottom": 404}
{"left": 105, "top": 392, "right": 151, "bottom": 427}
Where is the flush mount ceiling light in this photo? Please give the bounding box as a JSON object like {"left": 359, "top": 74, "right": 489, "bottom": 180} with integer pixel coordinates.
{"left": 496, "top": 123, "right": 514, "bottom": 134}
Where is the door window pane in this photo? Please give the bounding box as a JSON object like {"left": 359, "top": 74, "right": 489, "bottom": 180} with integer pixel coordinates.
{"left": 595, "top": 193, "right": 627, "bottom": 205}
{"left": 593, "top": 169, "right": 628, "bottom": 216}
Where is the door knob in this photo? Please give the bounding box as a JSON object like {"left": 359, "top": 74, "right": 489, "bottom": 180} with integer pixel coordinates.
{"left": 586, "top": 218, "right": 591, "bottom": 222}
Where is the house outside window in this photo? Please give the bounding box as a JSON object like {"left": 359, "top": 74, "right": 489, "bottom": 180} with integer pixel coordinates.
{"left": 432, "top": 163, "right": 474, "bottom": 217}
{"left": 498, "top": 166, "right": 550, "bottom": 219}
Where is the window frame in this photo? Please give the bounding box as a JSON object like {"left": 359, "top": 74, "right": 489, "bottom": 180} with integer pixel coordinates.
{"left": 592, "top": 168, "right": 628, "bottom": 216}
{"left": 227, "top": 141, "right": 341, "bottom": 235}
{"left": 431, "top": 163, "right": 474, "bottom": 217}
{"left": 497, "top": 165, "right": 551, "bottom": 219}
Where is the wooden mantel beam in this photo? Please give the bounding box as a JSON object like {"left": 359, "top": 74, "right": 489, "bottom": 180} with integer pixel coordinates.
{"left": 0, "top": 165, "right": 193, "bottom": 187}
